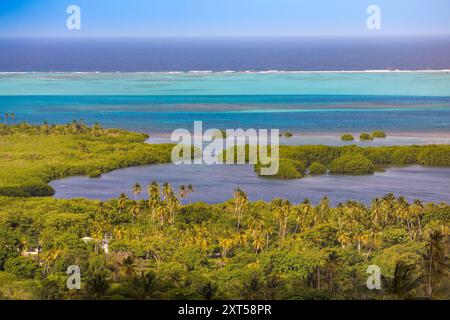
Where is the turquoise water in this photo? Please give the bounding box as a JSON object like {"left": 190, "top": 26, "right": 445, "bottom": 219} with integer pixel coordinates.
{"left": 1, "top": 72, "right": 450, "bottom": 96}
{"left": 1, "top": 72, "right": 450, "bottom": 133}
{"left": 1, "top": 71, "right": 448, "bottom": 202}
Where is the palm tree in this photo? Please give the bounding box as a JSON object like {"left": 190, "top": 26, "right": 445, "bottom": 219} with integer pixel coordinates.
{"left": 409, "top": 199, "right": 424, "bottom": 238}
{"left": 219, "top": 237, "right": 234, "bottom": 258}
{"left": 422, "top": 230, "right": 448, "bottom": 297}
{"left": 121, "top": 256, "right": 138, "bottom": 278}
{"left": 233, "top": 188, "right": 248, "bottom": 233}
{"left": 337, "top": 230, "right": 353, "bottom": 249}
{"left": 161, "top": 183, "right": 179, "bottom": 225}
{"left": 127, "top": 271, "right": 157, "bottom": 300}
{"left": 252, "top": 231, "right": 265, "bottom": 254}
{"left": 86, "top": 273, "right": 110, "bottom": 300}
{"left": 128, "top": 202, "right": 141, "bottom": 223}
{"left": 10, "top": 113, "right": 15, "bottom": 125}
{"left": 179, "top": 185, "right": 187, "bottom": 199}
{"left": 147, "top": 181, "right": 161, "bottom": 224}
{"left": 382, "top": 261, "right": 422, "bottom": 299}
{"left": 4, "top": 113, "right": 8, "bottom": 125}
{"left": 298, "top": 198, "right": 313, "bottom": 230}
{"left": 117, "top": 193, "right": 128, "bottom": 214}
{"left": 272, "top": 199, "right": 291, "bottom": 240}
{"left": 132, "top": 183, "right": 142, "bottom": 201}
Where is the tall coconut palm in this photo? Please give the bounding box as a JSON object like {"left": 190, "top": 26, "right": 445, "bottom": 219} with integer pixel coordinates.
{"left": 409, "top": 199, "right": 424, "bottom": 238}
{"left": 252, "top": 231, "right": 265, "bottom": 254}
{"left": 10, "top": 113, "right": 15, "bottom": 125}
{"left": 117, "top": 193, "right": 128, "bottom": 214}
{"left": 179, "top": 185, "right": 187, "bottom": 199}
{"left": 128, "top": 202, "right": 141, "bottom": 223}
{"left": 148, "top": 181, "right": 161, "bottom": 224}
{"left": 132, "top": 183, "right": 142, "bottom": 201}
{"left": 337, "top": 230, "right": 352, "bottom": 249}
{"left": 272, "top": 199, "right": 291, "bottom": 241}
{"left": 233, "top": 188, "right": 248, "bottom": 233}
{"left": 422, "top": 230, "right": 448, "bottom": 297}
{"left": 219, "top": 237, "right": 234, "bottom": 258}
{"left": 299, "top": 198, "right": 313, "bottom": 230}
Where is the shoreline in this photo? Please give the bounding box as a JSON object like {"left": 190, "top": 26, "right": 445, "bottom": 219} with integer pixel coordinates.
{"left": 146, "top": 131, "right": 450, "bottom": 145}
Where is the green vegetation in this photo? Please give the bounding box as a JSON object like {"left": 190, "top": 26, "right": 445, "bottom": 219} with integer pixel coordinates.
{"left": 309, "top": 162, "right": 327, "bottom": 175}
{"left": 248, "top": 144, "right": 450, "bottom": 179}
{"left": 226, "top": 144, "right": 450, "bottom": 179}
{"left": 329, "top": 154, "right": 375, "bottom": 175}
{"left": 360, "top": 133, "right": 374, "bottom": 141}
{"left": 284, "top": 131, "right": 293, "bottom": 138}
{"left": 255, "top": 158, "right": 306, "bottom": 179}
{"left": 341, "top": 134, "right": 355, "bottom": 141}
{"left": 0, "top": 123, "right": 448, "bottom": 300}
{"left": 0, "top": 122, "right": 173, "bottom": 197}
{"left": 0, "top": 191, "right": 447, "bottom": 300}
{"left": 372, "top": 131, "right": 387, "bottom": 139}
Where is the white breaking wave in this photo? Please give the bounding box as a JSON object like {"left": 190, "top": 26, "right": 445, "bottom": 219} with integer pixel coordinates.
{"left": 0, "top": 69, "right": 450, "bottom": 75}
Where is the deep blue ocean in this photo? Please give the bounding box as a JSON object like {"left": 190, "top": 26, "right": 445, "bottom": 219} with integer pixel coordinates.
{"left": 1, "top": 36, "right": 450, "bottom": 72}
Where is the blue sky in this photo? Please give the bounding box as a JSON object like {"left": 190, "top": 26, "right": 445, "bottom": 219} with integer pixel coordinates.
{"left": 0, "top": 0, "right": 449, "bottom": 37}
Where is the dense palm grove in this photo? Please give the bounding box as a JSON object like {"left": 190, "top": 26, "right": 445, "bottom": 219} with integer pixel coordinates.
{"left": 0, "top": 121, "right": 448, "bottom": 300}
{"left": 0, "top": 186, "right": 448, "bottom": 300}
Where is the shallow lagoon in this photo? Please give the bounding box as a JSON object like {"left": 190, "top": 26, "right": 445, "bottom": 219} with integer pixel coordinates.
{"left": 50, "top": 164, "right": 450, "bottom": 205}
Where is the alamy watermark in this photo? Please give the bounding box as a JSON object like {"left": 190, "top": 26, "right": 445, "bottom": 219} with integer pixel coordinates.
{"left": 171, "top": 121, "right": 280, "bottom": 176}
{"left": 366, "top": 265, "right": 382, "bottom": 290}
{"left": 66, "top": 265, "right": 81, "bottom": 290}
{"left": 66, "top": 5, "right": 81, "bottom": 30}
{"left": 367, "top": 5, "right": 381, "bottom": 30}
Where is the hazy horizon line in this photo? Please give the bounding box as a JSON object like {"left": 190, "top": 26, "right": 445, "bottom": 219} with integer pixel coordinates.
{"left": 1, "top": 33, "right": 450, "bottom": 39}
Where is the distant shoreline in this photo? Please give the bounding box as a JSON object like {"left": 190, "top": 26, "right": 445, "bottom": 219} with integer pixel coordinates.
{"left": 147, "top": 132, "right": 450, "bottom": 146}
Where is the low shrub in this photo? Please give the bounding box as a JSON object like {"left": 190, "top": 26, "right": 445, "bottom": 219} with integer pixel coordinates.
{"left": 0, "top": 182, "right": 55, "bottom": 197}
{"left": 372, "top": 130, "right": 387, "bottom": 138}
{"left": 359, "top": 133, "right": 373, "bottom": 141}
{"left": 257, "top": 158, "right": 304, "bottom": 179}
{"left": 88, "top": 170, "right": 102, "bottom": 179}
{"left": 341, "top": 134, "right": 354, "bottom": 141}
{"left": 329, "top": 154, "right": 375, "bottom": 175}
{"left": 309, "top": 162, "right": 327, "bottom": 175}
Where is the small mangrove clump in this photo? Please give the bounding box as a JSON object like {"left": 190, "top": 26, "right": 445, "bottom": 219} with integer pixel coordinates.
{"left": 309, "top": 162, "right": 327, "bottom": 175}
{"left": 341, "top": 134, "right": 355, "bottom": 141}
{"left": 372, "top": 130, "right": 387, "bottom": 139}
{"left": 329, "top": 154, "right": 375, "bottom": 175}
{"left": 360, "top": 133, "right": 374, "bottom": 141}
